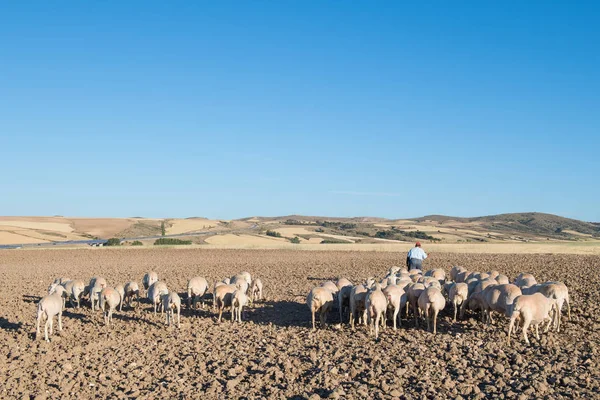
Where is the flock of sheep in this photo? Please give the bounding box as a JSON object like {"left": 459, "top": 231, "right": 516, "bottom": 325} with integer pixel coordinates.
{"left": 307, "top": 265, "right": 571, "bottom": 344}
{"left": 35, "top": 264, "right": 570, "bottom": 346}
{"left": 35, "top": 271, "right": 264, "bottom": 342}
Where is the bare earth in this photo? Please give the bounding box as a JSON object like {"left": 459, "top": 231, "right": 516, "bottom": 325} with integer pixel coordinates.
{"left": 1, "top": 248, "right": 599, "bottom": 399}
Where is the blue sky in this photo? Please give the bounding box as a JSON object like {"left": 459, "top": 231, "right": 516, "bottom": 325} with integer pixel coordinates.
{"left": 1, "top": 2, "right": 598, "bottom": 221}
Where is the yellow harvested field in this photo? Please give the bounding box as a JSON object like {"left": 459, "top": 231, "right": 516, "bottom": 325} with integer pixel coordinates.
{"left": 272, "top": 227, "right": 314, "bottom": 237}
{"left": 205, "top": 234, "right": 287, "bottom": 246}
{"left": 166, "top": 219, "right": 221, "bottom": 235}
{"left": 0, "top": 232, "right": 48, "bottom": 244}
{"left": 70, "top": 218, "right": 136, "bottom": 238}
{"left": 0, "top": 220, "right": 74, "bottom": 233}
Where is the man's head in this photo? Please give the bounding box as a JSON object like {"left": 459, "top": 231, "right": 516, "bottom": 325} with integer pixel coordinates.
{"left": 415, "top": 242, "right": 421, "bottom": 247}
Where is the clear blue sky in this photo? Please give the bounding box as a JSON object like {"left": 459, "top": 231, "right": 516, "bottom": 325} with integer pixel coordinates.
{"left": 1, "top": 2, "right": 598, "bottom": 221}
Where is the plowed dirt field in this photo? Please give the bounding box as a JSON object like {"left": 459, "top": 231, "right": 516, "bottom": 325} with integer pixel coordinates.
{"left": 1, "top": 249, "right": 598, "bottom": 399}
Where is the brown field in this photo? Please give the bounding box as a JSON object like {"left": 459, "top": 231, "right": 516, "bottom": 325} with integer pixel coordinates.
{"left": 1, "top": 248, "right": 599, "bottom": 399}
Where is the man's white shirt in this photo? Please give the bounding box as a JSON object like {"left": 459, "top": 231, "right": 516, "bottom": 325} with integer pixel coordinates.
{"left": 407, "top": 247, "right": 428, "bottom": 260}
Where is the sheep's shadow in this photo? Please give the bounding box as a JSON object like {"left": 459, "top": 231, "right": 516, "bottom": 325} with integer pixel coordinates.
{"left": 22, "top": 295, "right": 42, "bottom": 304}
{"left": 247, "top": 300, "right": 311, "bottom": 328}
{"left": 112, "top": 313, "right": 163, "bottom": 328}
{"left": 62, "top": 310, "right": 92, "bottom": 323}
{"left": 0, "top": 317, "right": 22, "bottom": 332}
{"left": 306, "top": 277, "right": 337, "bottom": 282}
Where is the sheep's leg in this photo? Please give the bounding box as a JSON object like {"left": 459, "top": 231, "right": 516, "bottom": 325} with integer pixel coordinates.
{"left": 231, "top": 305, "right": 235, "bottom": 322}
{"left": 535, "top": 323, "right": 540, "bottom": 340}
{"left": 393, "top": 307, "right": 399, "bottom": 330}
{"left": 453, "top": 300, "right": 458, "bottom": 322}
{"left": 349, "top": 307, "right": 355, "bottom": 329}
{"left": 49, "top": 316, "right": 54, "bottom": 337}
{"left": 154, "top": 301, "right": 157, "bottom": 314}
{"left": 362, "top": 309, "right": 367, "bottom": 326}
{"left": 177, "top": 306, "right": 181, "bottom": 328}
{"left": 522, "top": 319, "right": 531, "bottom": 345}
{"left": 425, "top": 305, "right": 431, "bottom": 332}
{"left": 44, "top": 318, "right": 50, "bottom": 342}
{"left": 36, "top": 310, "right": 42, "bottom": 340}
{"left": 374, "top": 313, "right": 380, "bottom": 340}
{"left": 320, "top": 309, "right": 327, "bottom": 328}
{"left": 58, "top": 311, "right": 63, "bottom": 331}
{"left": 488, "top": 310, "right": 495, "bottom": 325}
{"left": 311, "top": 310, "right": 316, "bottom": 330}
{"left": 413, "top": 303, "right": 419, "bottom": 328}
{"left": 459, "top": 301, "right": 466, "bottom": 320}
{"left": 566, "top": 298, "right": 571, "bottom": 320}
{"left": 433, "top": 309, "right": 439, "bottom": 335}
{"left": 556, "top": 303, "right": 562, "bottom": 333}
{"left": 218, "top": 307, "right": 223, "bottom": 324}
{"left": 507, "top": 316, "right": 515, "bottom": 345}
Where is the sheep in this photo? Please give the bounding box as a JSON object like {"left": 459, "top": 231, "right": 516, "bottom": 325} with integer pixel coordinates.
{"left": 99, "top": 287, "right": 121, "bottom": 327}
{"left": 63, "top": 280, "right": 85, "bottom": 309}
{"left": 147, "top": 281, "right": 169, "bottom": 314}
{"left": 349, "top": 285, "right": 368, "bottom": 329}
{"left": 115, "top": 285, "right": 125, "bottom": 312}
{"left": 407, "top": 283, "right": 426, "bottom": 324}
{"left": 364, "top": 277, "right": 376, "bottom": 289}
{"left": 487, "top": 270, "right": 500, "bottom": 280}
{"left": 142, "top": 271, "right": 159, "bottom": 292}
{"left": 383, "top": 284, "right": 406, "bottom": 330}
{"left": 456, "top": 270, "right": 471, "bottom": 283}
{"left": 409, "top": 269, "right": 423, "bottom": 283}
{"left": 187, "top": 277, "right": 209, "bottom": 310}
{"left": 123, "top": 281, "right": 140, "bottom": 309}
{"left": 447, "top": 282, "right": 469, "bottom": 322}
{"left": 230, "top": 274, "right": 250, "bottom": 294}
{"left": 86, "top": 277, "right": 107, "bottom": 311}
{"left": 320, "top": 281, "right": 339, "bottom": 296}
{"left": 52, "top": 277, "right": 71, "bottom": 285}
{"left": 496, "top": 274, "right": 510, "bottom": 285}
{"left": 365, "top": 283, "right": 387, "bottom": 340}
{"left": 522, "top": 281, "right": 570, "bottom": 332}
{"left": 162, "top": 292, "right": 181, "bottom": 328}
{"left": 480, "top": 284, "right": 522, "bottom": 324}
{"left": 231, "top": 289, "right": 249, "bottom": 323}
{"left": 250, "top": 278, "right": 264, "bottom": 303}
{"left": 420, "top": 276, "right": 441, "bottom": 289}
{"left": 450, "top": 266, "right": 466, "bottom": 281}
{"left": 507, "top": 293, "right": 554, "bottom": 345}
{"left": 215, "top": 284, "right": 237, "bottom": 323}
{"left": 48, "top": 282, "right": 68, "bottom": 309}
{"left": 388, "top": 266, "right": 401, "bottom": 276}
{"left": 515, "top": 273, "right": 537, "bottom": 288}
{"left": 424, "top": 268, "right": 446, "bottom": 286}
{"left": 239, "top": 271, "right": 252, "bottom": 286}
{"left": 396, "top": 278, "right": 413, "bottom": 292}
{"left": 307, "top": 287, "right": 334, "bottom": 330}
{"left": 336, "top": 278, "right": 353, "bottom": 323}
{"left": 212, "top": 279, "right": 232, "bottom": 311}
{"left": 417, "top": 287, "right": 446, "bottom": 334}
{"left": 36, "top": 286, "right": 67, "bottom": 342}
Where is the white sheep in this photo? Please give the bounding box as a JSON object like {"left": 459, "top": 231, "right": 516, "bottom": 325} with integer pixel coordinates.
{"left": 365, "top": 277, "right": 376, "bottom": 289}
{"left": 36, "top": 285, "right": 66, "bottom": 342}
{"left": 365, "top": 283, "right": 387, "bottom": 339}
{"left": 115, "top": 285, "right": 125, "bottom": 312}
{"left": 407, "top": 283, "right": 426, "bottom": 324}
{"left": 239, "top": 271, "right": 252, "bottom": 286}
{"left": 187, "top": 277, "right": 209, "bottom": 310}
{"left": 320, "top": 281, "right": 339, "bottom": 296}
{"left": 230, "top": 274, "right": 250, "bottom": 295}
{"left": 162, "top": 292, "right": 181, "bottom": 328}
{"left": 514, "top": 273, "right": 537, "bottom": 289}
{"left": 480, "top": 284, "right": 522, "bottom": 324}
{"left": 100, "top": 287, "right": 121, "bottom": 327}
{"left": 496, "top": 274, "right": 510, "bottom": 285}
{"left": 307, "top": 287, "right": 334, "bottom": 330}
{"left": 64, "top": 280, "right": 86, "bottom": 309}
{"left": 349, "top": 285, "right": 368, "bottom": 329}
{"left": 522, "top": 281, "right": 570, "bottom": 332}
{"left": 507, "top": 293, "right": 554, "bottom": 345}
{"left": 417, "top": 287, "right": 446, "bottom": 334}
{"left": 383, "top": 284, "right": 407, "bottom": 330}
{"left": 250, "top": 278, "right": 264, "bottom": 303}
{"left": 424, "top": 268, "right": 446, "bottom": 286}
{"left": 447, "top": 282, "right": 469, "bottom": 322}
{"left": 142, "top": 271, "right": 159, "bottom": 291}
{"left": 215, "top": 284, "right": 237, "bottom": 323}
{"left": 147, "top": 281, "right": 169, "bottom": 314}
{"left": 86, "top": 277, "right": 107, "bottom": 311}
{"left": 450, "top": 266, "right": 466, "bottom": 281}
{"left": 123, "top": 281, "right": 140, "bottom": 309}
{"left": 231, "top": 289, "right": 249, "bottom": 323}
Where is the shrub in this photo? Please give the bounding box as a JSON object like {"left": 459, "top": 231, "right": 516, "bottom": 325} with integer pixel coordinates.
{"left": 315, "top": 227, "right": 325, "bottom": 233}
{"left": 320, "top": 238, "right": 350, "bottom": 244}
{"left": 290, "top": 237, "right": 301, "bottom": 244}
{"left": 105, "top": 238, "right": 121, "bottom": 246}
{"left": 154, "top": 238, "right": 192, "bottom": 245}
{"left": 266, "top": 230, "right": 282, "bottom": 238}
{"left": 131, "top": 240, "right": 143, "bottom": 246}
{"left": 161, "top": 221, "right": 166, "bottom": 236}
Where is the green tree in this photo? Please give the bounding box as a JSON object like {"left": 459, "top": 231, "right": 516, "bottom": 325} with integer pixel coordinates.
{"left": 105, "top": 238, "right": 121, "bottom": 246}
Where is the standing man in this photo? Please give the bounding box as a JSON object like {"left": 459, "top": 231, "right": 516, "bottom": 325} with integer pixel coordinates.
{"left": 406, "top": 242, "right": 427, "bottom": 270}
